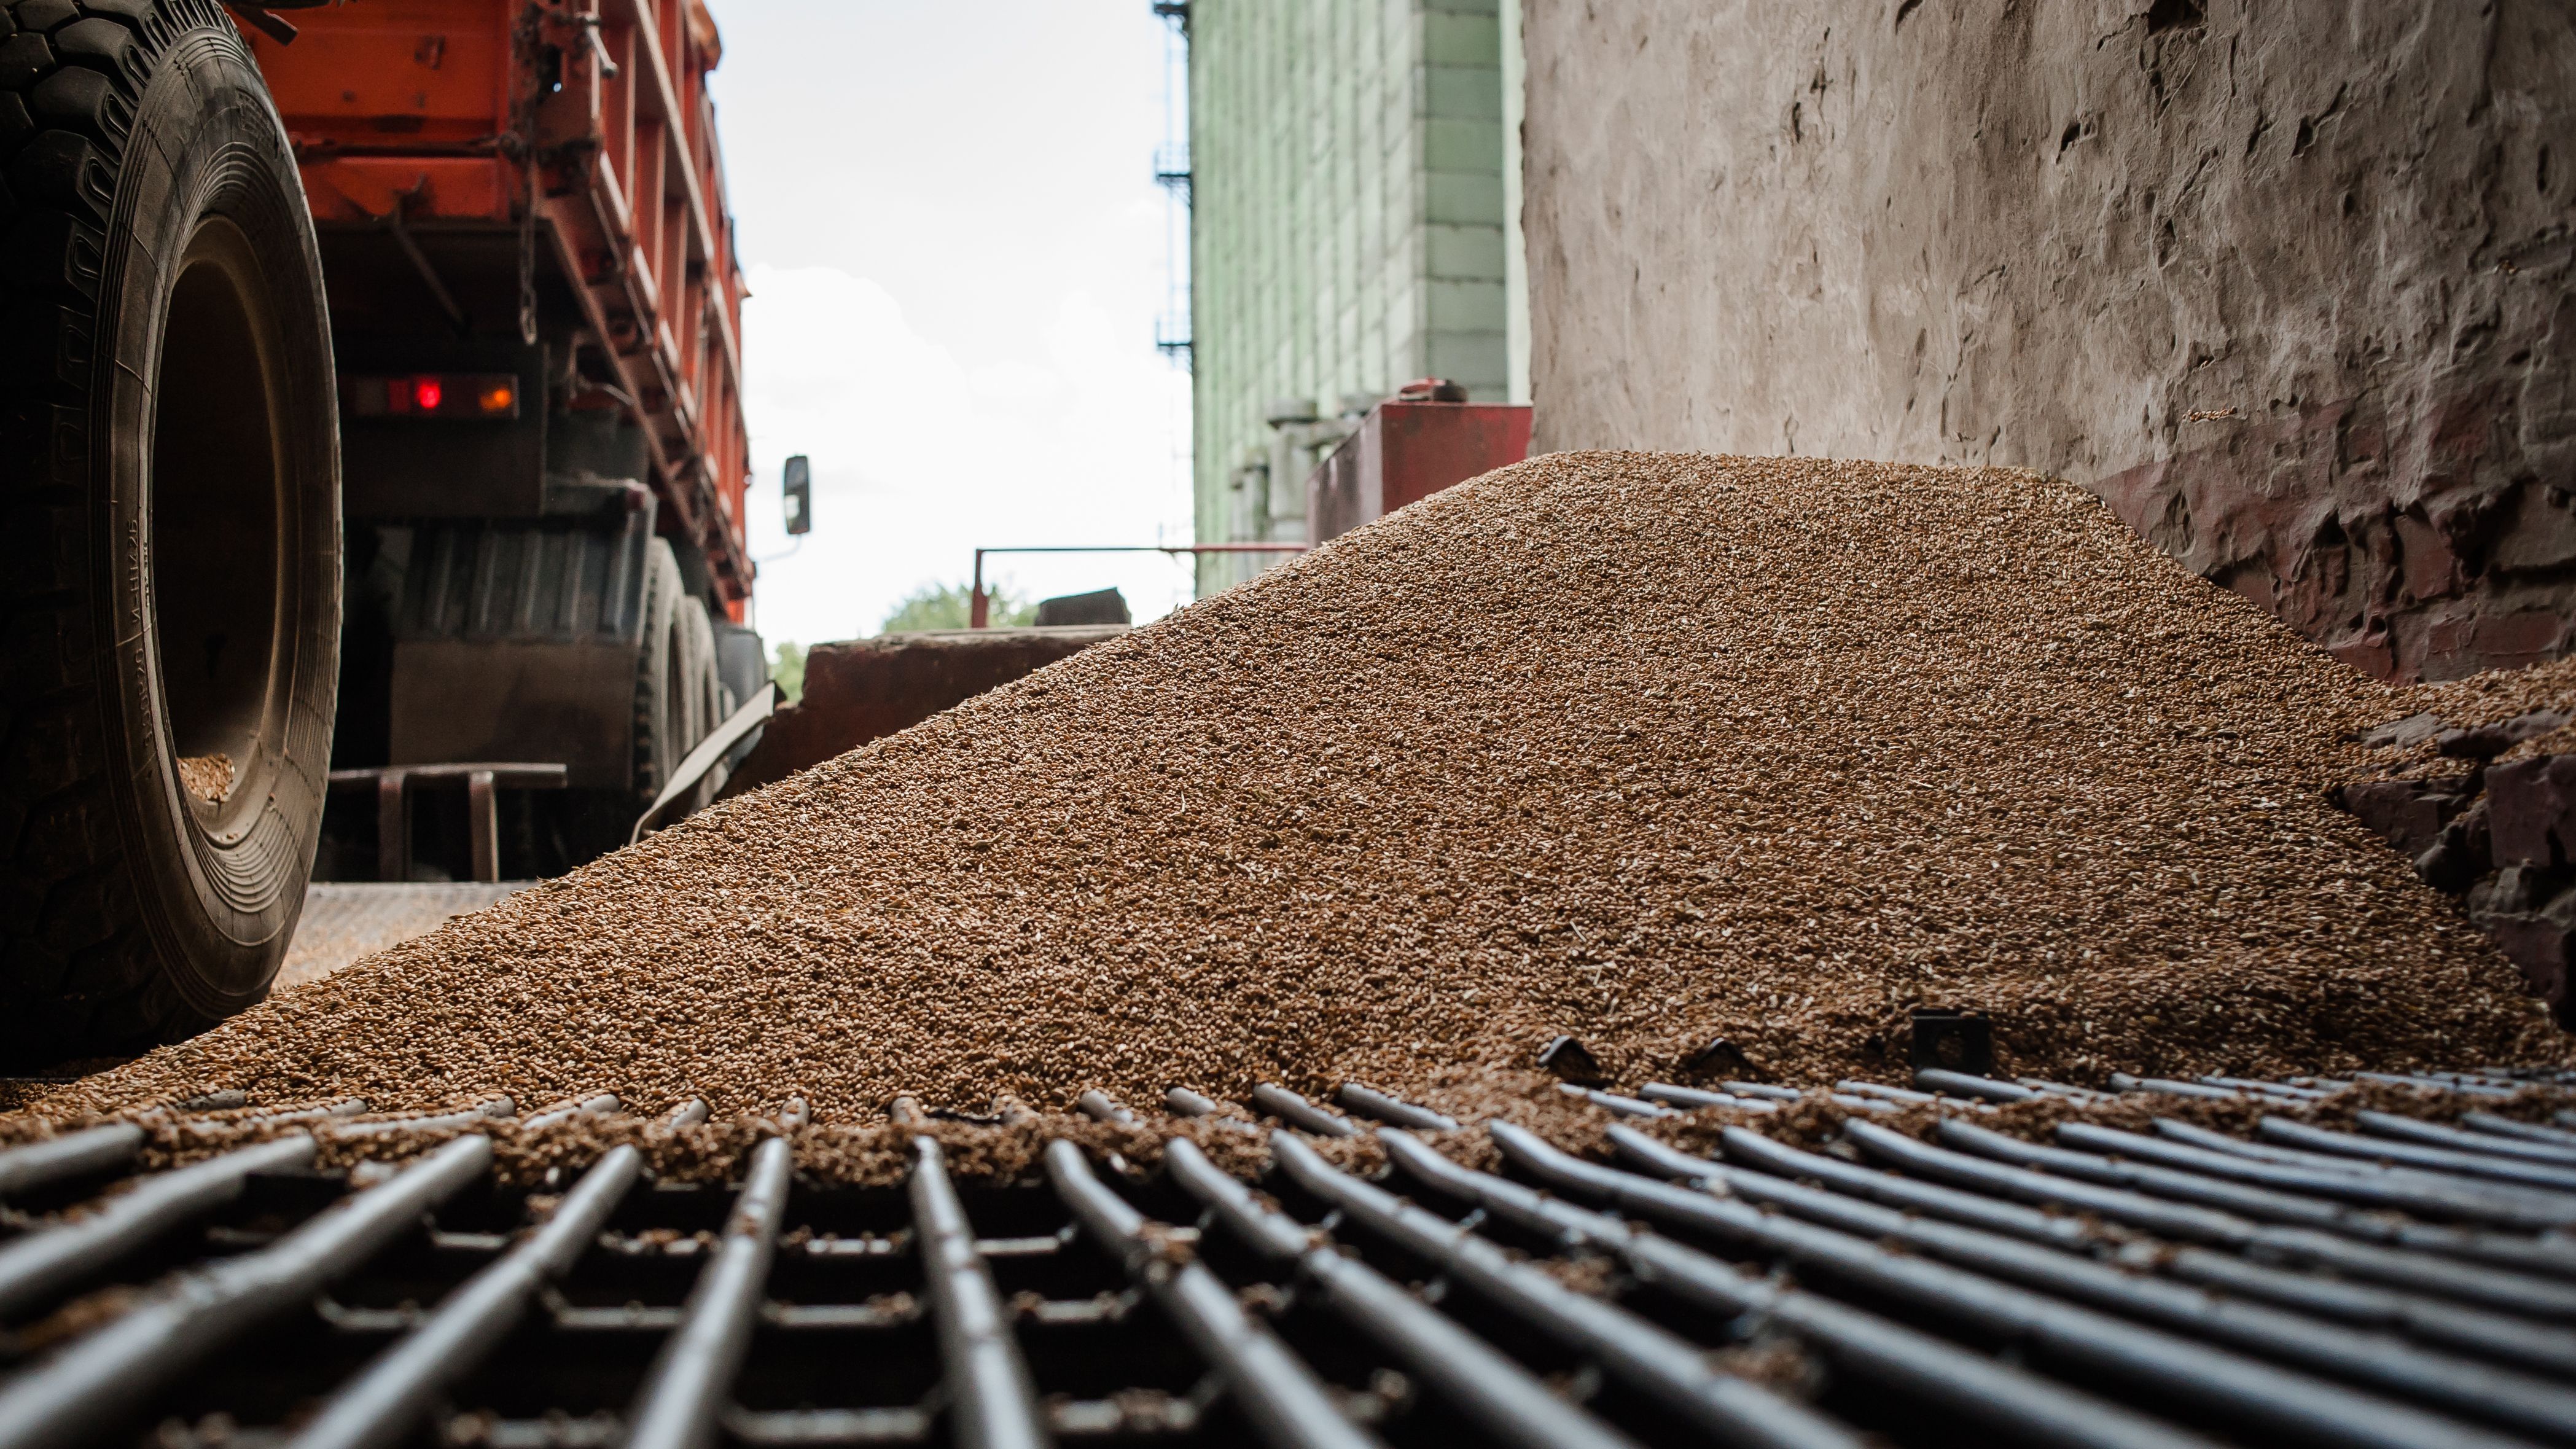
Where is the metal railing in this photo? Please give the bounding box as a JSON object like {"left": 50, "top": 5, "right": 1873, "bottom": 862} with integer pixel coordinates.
{"left": 964, "top": 544, "right": 1307, "bottom": 628}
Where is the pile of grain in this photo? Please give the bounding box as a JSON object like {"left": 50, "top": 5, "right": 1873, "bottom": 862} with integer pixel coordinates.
{"left": 174, "top": 754, "right": 233, "bottom": 805}
{"left": 34, "top": 452, "right": 2572, "bottom": 1125}
{"left": 2352, "top": 654, "right": 2576, "bottom": 780}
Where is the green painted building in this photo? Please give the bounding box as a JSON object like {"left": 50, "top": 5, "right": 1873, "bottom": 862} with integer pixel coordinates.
{"left": 1181, "top": 0, "right": 1528, "bottom": 595}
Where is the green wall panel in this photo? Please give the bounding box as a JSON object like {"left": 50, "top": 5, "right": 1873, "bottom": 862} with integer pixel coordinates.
{"left": 1187, "top": 0, "right": 1508, "bottom": 595}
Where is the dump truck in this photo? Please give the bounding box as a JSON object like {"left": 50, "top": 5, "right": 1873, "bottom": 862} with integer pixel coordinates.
{"left": 0, "top": 0, "right": 762, "bottom": 1060}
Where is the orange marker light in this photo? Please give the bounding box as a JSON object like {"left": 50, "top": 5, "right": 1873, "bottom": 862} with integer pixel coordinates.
{"left": 346, "top": 372, "right": 519, "bottom": 420}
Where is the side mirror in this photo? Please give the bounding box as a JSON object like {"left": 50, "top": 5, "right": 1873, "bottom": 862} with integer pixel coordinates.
{"left": 782, "top": 455, "right": 812, "bottom": 536}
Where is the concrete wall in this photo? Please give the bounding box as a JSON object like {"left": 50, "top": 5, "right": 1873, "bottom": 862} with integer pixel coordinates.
{"left": 1188, "top": 0, "right": 1512, "bottom": 595}
{"left": 1523, "top": 1, "right": 2575, "bottom": 681}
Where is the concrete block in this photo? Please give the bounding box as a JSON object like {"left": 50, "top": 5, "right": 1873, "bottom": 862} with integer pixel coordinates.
{"left": 1427, "top": 223, "right": 1509, "bottom": 280}
{"left": 1424, "top": 62, "right": 1504, "bottom": 121}
{"left": 1427, "top": 330, "right": 1510, "bottom": 389}
{"left": 1421, "top": 12, "right": 1501, "bottom": 66}
{"left": 1426, "top": 171, "right": 1506, "bottom": 225}
{"left": 1427, "top": 276, "right": 1507, "bottom": 331}
{"left": 1424, "top": 115, "right": 1504, "bottom": 172}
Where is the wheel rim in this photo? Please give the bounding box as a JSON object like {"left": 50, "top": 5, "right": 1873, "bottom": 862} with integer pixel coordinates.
{"left": 150, "top": 216, "right": 292, "bottom": 845}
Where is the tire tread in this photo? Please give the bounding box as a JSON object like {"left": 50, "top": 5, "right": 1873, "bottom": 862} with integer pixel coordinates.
{"left": 0, "top": 0, "right": 293, "bottom": 1064}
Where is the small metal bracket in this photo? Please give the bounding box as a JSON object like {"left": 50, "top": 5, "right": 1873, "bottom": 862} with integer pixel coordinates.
{"left": 576, "top": 14, "right": 621, "bottom": 79}
{"left": 1908, "top": 1009, "right": 1994, "bottom": 1076}
{"left": 329, "top": 763, "right": 569, "bottom": 882}
{"left": 1536, "top": 1035, "right": 1604, "bottom": 1085}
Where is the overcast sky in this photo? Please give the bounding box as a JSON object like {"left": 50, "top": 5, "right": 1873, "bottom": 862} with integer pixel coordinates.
{"left": 706, "top": 1, "right": 1193, "bottom": 647}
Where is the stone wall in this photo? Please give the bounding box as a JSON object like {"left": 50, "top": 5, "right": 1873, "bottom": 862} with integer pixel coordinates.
{"left": 1521, "top": 0, "right": 2575, "bottom": 681}
{"left": 2337, "top": 709, "right": 2576, "bottom": 1023}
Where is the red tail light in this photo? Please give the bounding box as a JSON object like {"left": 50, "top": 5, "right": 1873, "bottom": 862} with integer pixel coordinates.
{"left": 343, "top": 373, "right": 521, "bottom": 420}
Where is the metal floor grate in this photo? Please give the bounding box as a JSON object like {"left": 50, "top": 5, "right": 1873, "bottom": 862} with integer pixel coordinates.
{"left": 2, "top": 1068, "right": 2575, "bottom": 1449}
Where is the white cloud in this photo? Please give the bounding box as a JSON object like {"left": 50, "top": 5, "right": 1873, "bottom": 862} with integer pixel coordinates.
{"left": 709, "top": 1, "right": 1195, "bottom": 647}
{"left": 738, "top": 263, "right": 1193, "bottom": 641}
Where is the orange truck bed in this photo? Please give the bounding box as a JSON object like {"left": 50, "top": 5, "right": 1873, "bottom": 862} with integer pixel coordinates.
{"left": 245, "top": 0, "right": 754, "bottom": 617}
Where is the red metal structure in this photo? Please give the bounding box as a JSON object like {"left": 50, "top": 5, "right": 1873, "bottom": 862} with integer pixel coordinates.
{"left": 247, "top": 0, "right": 752, "bottom": 615}
{"left": 1307, "top": 393, "right": 1532, "bottom": 547}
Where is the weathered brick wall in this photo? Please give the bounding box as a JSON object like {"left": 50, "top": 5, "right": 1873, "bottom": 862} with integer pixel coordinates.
{"left": 1522, "top": 0, "right": 2574, "bottom": 681}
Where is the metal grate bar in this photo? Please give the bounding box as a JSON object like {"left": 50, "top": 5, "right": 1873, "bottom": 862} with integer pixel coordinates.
{"left": 1159, "top": 1135, "right": 1634, "bottom": 1449}
{"left": 2255, "top": 1116, "right": 2576, "bottom": 1189}
{"left": 4, "top": 1073, "right": 2575, "bottom": 1449}
{"left": 1072, "top": 1092, "right": 1137, "bottom": 1127}
{"left": 2467, "top": 1112, "right": 2576, "bottom": 1147}
{"left": 628, "top": 1134, "right": 788, "bottom": 1449}
{"left": 1330, "top": 1084, "right": 1455, "bottom": 1132}
{"left": 2015, "top": 1076, "right": 2111, "bottom": 1100}
{"left": 1743, "top": 1122, "right": 2576, "bottom": 1348}
{"left": 2360, "top": 1111, "right": 2576, "bottom": 1163}
{"left": 1045, "top": 1140, "right": 1370, "bottom": 1449}
{"left": 2201, "top": 1076, "right": 2336, "bottom": 1101}
{"left": 0, "top": 1135, "right": 318, "bottom": 1321}
{"left": 1593, "top": 1128, "right": 2576, "bottom": 1438}
{"left": 1634, "top": 1083, "right": 1780, "bottom": 1112}
{"left": 0, "top": 1134, "right": 491, "bottom": 1449}
{"left": 1846, "top": 1118, "right": 2576, "bottom": 1314}
{"left": 289, "top": 1145, "right": 645, "bottom": 1449}
{"left": 1717, "top": 1121, "right": 2104, "bottom": 1249}
{"left": 1380, "top": 1128, "right": 2213, "bottom": 1449}
{"left": 2109, "top": 1074, "right": 2246, "bottom": 1102}
{"left": 628, "top": 1107, "right": 804, "bottom": 1449}
{"left": 910, "top": 1136, "right": 1048, "bottom": 1449}
{"left": 1245, "top": 1085, "right": 1357, "bottom": 1139}
{"left": 1267, "top": 1132, "right": 1862, "bottom": 1449}
{"left": 1484, "top": 1123, "right": 2532, "bottom": 1449}
{"left": 1930, "top": 1117, "right": 2576, "bottom": 1273}
{"left": 525, "top": 1093, "right": 623, "bottom": 1128}
{"left": 324, "top": 1098, "right": 516, "bottom": 1138}
{"left": 0, "top": 1125, "right": 147, "bottom": 1199}
{"left": 1557, "top": 1085, "right": 1677, "bottom": 1119}
{"left": 1711, "top": 1080, "right": 1806, "bottom": 1103}
{"left": 2352, "top": 1072, "right": 2523, "bottom": 1098}
{"left": 1833, "top": 1079, "right": 1955, "bottom": 1107}
{"left": 2078, "top": 1120, "right": 2576, "bottom": 1228}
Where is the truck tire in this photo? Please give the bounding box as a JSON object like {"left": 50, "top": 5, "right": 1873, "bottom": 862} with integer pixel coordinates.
{"left": 674, "top": 590, "right": 727, "bottom": 810}
{"left": 0, "top": 2, "right": 338, "bottom": 1062}
{"left": 630, "top": 539, "right": 693, "bottom": 810}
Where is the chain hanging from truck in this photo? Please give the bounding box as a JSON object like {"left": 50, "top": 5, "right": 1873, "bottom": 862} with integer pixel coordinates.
{"left": 512, "top": 2, "right": 544, "bottom": 347}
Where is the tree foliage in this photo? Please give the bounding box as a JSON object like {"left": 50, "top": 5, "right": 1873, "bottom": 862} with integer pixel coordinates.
{"left": 877, "top": 581, "right": 1036, "bottom": 633}
{"left": 768, "top": 639, "right": 807, "bottom": 703}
